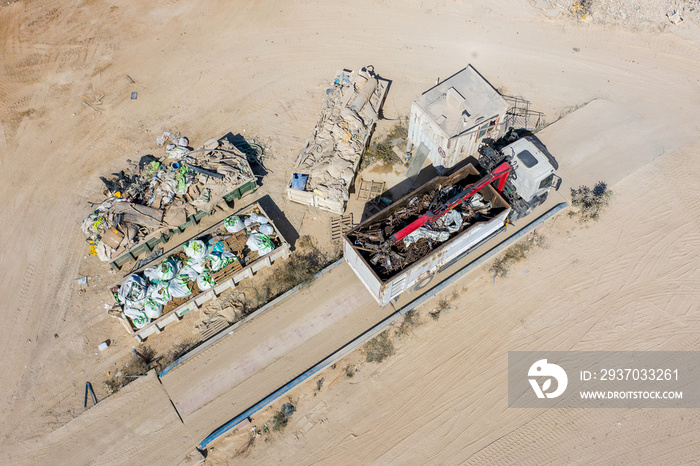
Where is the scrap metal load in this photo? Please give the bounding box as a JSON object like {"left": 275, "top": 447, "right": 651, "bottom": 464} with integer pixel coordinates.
{"left": 344, "top": 164, "right": 511, "bottom": 306}
{"left": 113, "top": 204, "right": 285, "bottom": 334}
{"left": 82, "top": 133, "right": 256, "bottom": 262}
{"left": 287, "top": 66, "right": 389, "bottom": 214}
{"left": 347, "top": 167, "right": 505, "bottom": 278}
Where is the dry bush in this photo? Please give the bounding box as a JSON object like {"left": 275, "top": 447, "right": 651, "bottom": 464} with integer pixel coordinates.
{"left": 104, "top": 347, "right": 155, "bottom": 394}
{"left": 159, "top": 339, "right": 197, "bottom": 369}
{"left": 364, "top": 330, "right": 395, "bottom": 363}
{"left": 489, "top": 232, "right": 546, "bottom": 279}
{"left": 429, "top": 297, "right": 451, "bottom": 321}
{"left": 569, "top": 182, "right": 613, "bottom": 222}
{"left": 396, "top": 309, "right": 422, "bottom": 338}
{"left": 361, "top": 121, "right": 407, "bottom": 169}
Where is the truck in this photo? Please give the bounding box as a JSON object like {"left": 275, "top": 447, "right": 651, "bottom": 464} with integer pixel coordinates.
{"left": 343, "top": 135, "right": 559, "bottom": 306}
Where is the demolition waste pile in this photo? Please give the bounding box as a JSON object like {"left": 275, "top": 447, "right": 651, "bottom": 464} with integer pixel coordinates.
{"left": 289, "top": 66, "right": 388, "bottom": 212}
{"left": 81, "top": 133, "right": 256, "bottom": 262}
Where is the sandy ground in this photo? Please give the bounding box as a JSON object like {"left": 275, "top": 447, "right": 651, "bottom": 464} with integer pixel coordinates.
{"left": 1, "top": 0, "right": 700, "bottom": 463}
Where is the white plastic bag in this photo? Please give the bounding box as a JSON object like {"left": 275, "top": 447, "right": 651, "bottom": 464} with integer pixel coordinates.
{"left": 224, "top": 215, "right": 245, "bottom": 233}
{"left": 144, "top": 300, "right": 163, "bottom": 319}
{"left": 244, "top": 213, "right": 269, "bottom": 227}
{"left": 180, "top": 258, "right": 204, "bottom": 281}
{"left": 157, "top": 257, "right": 181, "bottom": 282}
{"left": 197, "top": 270, "right": 215, "bottom": 291}
{"left": 246, "top": 233, "right": 275, "bottom": 255}
{"left": 259, "top": 224, "right": 274, "bottom": 236}
{"left": 124, "top": 304, "right": 149, "bottom": 329}
{"left": 146, "top": 281, "right": 171, "bottom": 305}
{"left": 184, "top": 240, "right": 208, "bottom": 261}
{"left": 210, "top": 250, "right": 237, "bottom": 272}
{"left": 118, "top": 275, "right": 147, "bottom": 304}
{"left": 168, "top": 276, "right": 192, "bottom": 298}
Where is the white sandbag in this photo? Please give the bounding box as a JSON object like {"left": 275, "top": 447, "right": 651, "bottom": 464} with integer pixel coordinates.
{"left": 259, "top": 224, "right": 274, "bottom": 236}
{"left": 210, "top": 250, "right": 237, "bottom": 272}
{"left": 178, "top": 137, "right": 189, "bottom": 147}
{"left": 118, "top": 275, "right": 147, "bottom": 304}
{"left": 197, "top": 270, "right": 215, "bottom": 291}
{"left": 224, "top": 215, "right": 245, "bottom": 233}
{"left": 144, "top": 300, "right": 163, "bottom": 319}
{"left": 124, "top": 305, "right": 149, "bottom": 329}
{"left": 184, "top": 240, "right": 208, "bottom": 261}
{"left": 180, "top": 258, "right": 204, "bottom": 281}
{"left": 168, "top": 276, "right": 192, "bottom": 298}
{"left": 246, "top": 233, "right": 275, "bottom": 255}
{"left": 157, "top": 257, "right": 181, "bottom": 282}
{"left": 146, "top": 281, "right": 171, "bottom": 305}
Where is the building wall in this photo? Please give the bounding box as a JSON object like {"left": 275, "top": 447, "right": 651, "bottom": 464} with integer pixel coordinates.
{"left": 409, "top": 103, "right": 506, "bottom": 174}
{"left": 408, "top": 102, "right": 450, "bottom": 173}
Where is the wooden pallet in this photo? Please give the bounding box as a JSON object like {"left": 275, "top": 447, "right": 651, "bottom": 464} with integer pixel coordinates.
{"left": 330, "top": 214, "right": 355, "bottom": 242}
{"left": 200, "top": 318, "right": 229, "bottom": 341}
{"left": 356, "top": 179, "right": 385, "bottom": 201}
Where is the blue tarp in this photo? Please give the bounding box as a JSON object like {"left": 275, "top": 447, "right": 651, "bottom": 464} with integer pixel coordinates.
{"left": 291, "top": 173, "right": 308, "bottom": 191}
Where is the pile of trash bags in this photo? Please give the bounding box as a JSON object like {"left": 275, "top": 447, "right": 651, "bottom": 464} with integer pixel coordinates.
{"left": 115, "top": 211, "right": 277, "bottom": 329}
{"left": 292, "top": 66, "right": 386, "bottom": 203}
{"left": 82, "top": 133, "right": 256, "bottom": 261}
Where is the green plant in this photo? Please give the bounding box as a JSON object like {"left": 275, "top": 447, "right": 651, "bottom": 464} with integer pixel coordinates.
{"left": 569, "top": 182, "right": 613, "bottom": 222}
{"left": 361, "top": 121, "right": 408, "bottom": 169}
{"left": 270, "top": 412, "right": 287, "bottom": 432}
{"left": 364, "top": 330, "right": 395, "bottom": 363}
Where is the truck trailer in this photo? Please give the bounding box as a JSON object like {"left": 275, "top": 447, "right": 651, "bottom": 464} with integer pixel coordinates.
{"left": 343, "top": 135, "right": 559, "bottom": 306}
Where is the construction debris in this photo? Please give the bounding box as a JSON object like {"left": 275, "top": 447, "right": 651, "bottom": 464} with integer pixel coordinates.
{"left": 82, "top": 134, "right": 256, "bottom": 262}
{"left": 347, "top": 181, "right": 495, "bottom": 278}
{"left": 113, "top": 207, "right": 281, "bottom": 331}
{"left": 287, "top": 66, "right": 389, "bottom": 213}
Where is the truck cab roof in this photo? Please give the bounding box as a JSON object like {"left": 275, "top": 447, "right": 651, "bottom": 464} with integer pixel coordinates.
{"left": 502, "top": 136, "right": 556, "bottom": 203}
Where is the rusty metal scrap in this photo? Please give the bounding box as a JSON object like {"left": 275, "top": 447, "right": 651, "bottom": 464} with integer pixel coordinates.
{"left": 348, "top": 182, "right": 494, "bottom": 278}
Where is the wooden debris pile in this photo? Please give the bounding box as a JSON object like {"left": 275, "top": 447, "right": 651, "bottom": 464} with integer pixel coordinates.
{"left": 81, "top": 134, "right": 256, "bottom": 261}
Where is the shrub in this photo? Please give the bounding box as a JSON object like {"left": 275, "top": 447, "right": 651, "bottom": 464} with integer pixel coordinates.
{"left": 569, "top": 182, "right": 613, "bottom": 222}
{"left": 489, "top": 232, "right": 545, "bottom": 279}
{"left": 364, "top": 330, "right": 395, "bottom": 363}
{"left": 361, "top": 121, "right": 407, "bottom": 169}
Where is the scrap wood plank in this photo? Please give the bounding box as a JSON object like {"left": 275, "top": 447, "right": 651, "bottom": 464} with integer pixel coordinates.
{"left": 330, "top": 214, "right": 355, "bottom": 242}
{"left": 357, "top": 179, "right": 385, "bottom": 201}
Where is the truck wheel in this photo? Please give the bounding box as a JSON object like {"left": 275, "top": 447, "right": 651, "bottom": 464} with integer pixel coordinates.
{"left": 413, "top": 274, "right": 435, "bottom": 291}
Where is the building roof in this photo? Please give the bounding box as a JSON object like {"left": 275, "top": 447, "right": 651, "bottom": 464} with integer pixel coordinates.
{"left": 414, "top": 65, "right": 508, "bottom": 139}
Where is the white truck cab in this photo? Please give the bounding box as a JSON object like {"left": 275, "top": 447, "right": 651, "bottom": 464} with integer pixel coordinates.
{"left": 502, "top": 136, "right": 558, "bottom": 206}
{"left": 478, "top": 134, "right": 560, "bottom": 221}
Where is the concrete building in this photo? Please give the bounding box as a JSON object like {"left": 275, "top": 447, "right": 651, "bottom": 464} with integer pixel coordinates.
{"left": 408, "top": 65, "right": 509, "bottom": 174}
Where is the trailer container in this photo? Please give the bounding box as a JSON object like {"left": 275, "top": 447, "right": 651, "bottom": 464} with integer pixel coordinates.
{"left": 115, "top": 201, "right": 289, "bottom": 341}
{"left": 343, "top": 164, "right": 510, "bottom": 306}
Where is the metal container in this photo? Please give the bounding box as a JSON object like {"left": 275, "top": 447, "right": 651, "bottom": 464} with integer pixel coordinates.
{"left": 343, "top": 164, "right": 511, "bottom": 306}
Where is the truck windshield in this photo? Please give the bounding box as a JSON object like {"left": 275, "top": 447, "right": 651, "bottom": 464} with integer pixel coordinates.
{"left": 516, "top": 150, "right": 538, "bottom": 168}
{"left": 539, "top": 174, "right": 554, "bottom": 189}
